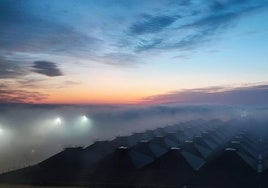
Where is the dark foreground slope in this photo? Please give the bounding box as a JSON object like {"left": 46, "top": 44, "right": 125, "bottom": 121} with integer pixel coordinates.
{"left": 1, "top": 119, "right": 268, "bottom": 188}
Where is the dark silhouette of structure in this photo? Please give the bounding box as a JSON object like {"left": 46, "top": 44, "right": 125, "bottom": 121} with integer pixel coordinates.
{"left": 1, "top": 118, "right": 268, "bottom": 187}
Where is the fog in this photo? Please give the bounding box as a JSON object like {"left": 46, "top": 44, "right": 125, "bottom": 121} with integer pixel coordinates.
{"left": 0, "top": 104, "right": 267, "bottom": 173}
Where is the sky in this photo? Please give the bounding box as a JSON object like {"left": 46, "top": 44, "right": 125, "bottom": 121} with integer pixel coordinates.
{"left": 1, "top": 0, "right": 268, "bottom": 105}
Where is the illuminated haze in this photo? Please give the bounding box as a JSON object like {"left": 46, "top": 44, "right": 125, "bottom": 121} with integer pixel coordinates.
{"left": 0, "top": 104, "right": 268, "bottom": 172}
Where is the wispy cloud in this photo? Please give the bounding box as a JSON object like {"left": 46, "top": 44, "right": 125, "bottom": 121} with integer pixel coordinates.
{"left": 0, "top": 84, "right": 48, "bottom": 103}
{"left": 0, "top": 58, "right": 27, "bottom": 79}
{"left": 31, "top": 61, "right": 63, "bottom": 77}
{"left": 56, "top": 80, "right": 82, "bottom": 89}
{"left": 142, "top": 84, "right": 268, "bottom": 106}
{"left": 134, "top": 38, "right": 163, "bottom": 52}
{"left": 16, "top": 78, "right": 47, "bottom": 89}
{"left": 0, "top": 0, "right": 267, "bottom": 68}
{"left": 97, "top": 52, "right": 140, "bottom": 66}
{"left": 129, "top": 15, "right": 178, "bottom": 35}
{"left": 0, "top": 0, "right": 101, "bottom": 57}
{"left": 128, "top": 0, "right": 268, "bottom": 53}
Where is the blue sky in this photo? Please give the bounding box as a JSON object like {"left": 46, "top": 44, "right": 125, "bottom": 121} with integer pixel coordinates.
{"left": 0, "top": 0, "right": 268, "bottom": 104}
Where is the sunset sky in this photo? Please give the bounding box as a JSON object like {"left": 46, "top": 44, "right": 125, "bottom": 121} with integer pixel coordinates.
{"left": 1, "top": 0, "right": 268, "bottom": 105}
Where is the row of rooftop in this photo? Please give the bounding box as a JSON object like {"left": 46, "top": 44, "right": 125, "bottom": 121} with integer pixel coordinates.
{"left": 1, "top": 118, "right": 268, "bottom": 187}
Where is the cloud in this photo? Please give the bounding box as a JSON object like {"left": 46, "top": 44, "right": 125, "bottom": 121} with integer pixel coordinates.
{"left": 0, "top": 53, "right": 35, "bottom": 79}
{"left": 16, "top": 78, "right": 46, "bottom": 89}
{"left": 0, "top": 23, "right": 99, "bottom": 56}
{"left": 0, "top": 0, "right": 267, "bottom": 68}
{"left": 0, "top": 0, "right": 101, "bottom": 58}
{"left": 142, "top": 84, "right": 268, "bottom": 106}
{"left": 62, "top": 80, "right": 81, "bottom": 85}
{"left": 129, "top": 15, "right": 178, "bottom": 35}
{"left": 209, "top": 0, "right": 249, "bottom": 12}
{"left": 56, "top": 80, "right": 82, "bottom": 89}
{"left": 135, "top": 38, "right": 163, "bottom": 52}
{"left": 128, "top": 0, "right": 268, "bottom": 53}
{"left": 97, "top": 53, "right": 140, "bottom": 66}
{"left": 183, "top": 12, "right": 237, "bottom": 29}
{"left": 0, "top": 58, "right": 27, "bottom": 79}
{"left": 31, "top": 61, "right": 63, "bottom": 77}
{"left": 0, "top": 84, "right": 48, "bottom": 103}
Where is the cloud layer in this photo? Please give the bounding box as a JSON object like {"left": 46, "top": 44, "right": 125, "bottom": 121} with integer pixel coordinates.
{"left": 0, "top": 84, "right": 48, "bottom": 103}
{"left": 130, "top": 15, "right": 178, "bottom": 35}
{"left": 0, "top": 0, "right": 267, "bottom": 68}
{"left": 143, "top": 84, "right": 268, "bottom": 106}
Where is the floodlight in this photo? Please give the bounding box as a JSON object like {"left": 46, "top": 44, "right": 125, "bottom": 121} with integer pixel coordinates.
{"left": 80, "top": 115, "right": 88, "bottom": 122}
{"left": 54, "top": 117, "right": 62, "bottom": 125}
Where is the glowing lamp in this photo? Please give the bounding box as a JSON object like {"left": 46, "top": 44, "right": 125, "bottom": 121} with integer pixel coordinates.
{"left": 80, "top": 115, "right": 88, "bottom": 122}
{"left": 54, "top": 117, "right": 62, "bottom": 125}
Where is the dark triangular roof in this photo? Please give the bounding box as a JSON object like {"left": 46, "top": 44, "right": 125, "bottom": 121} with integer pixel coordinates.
{"left": 137, "top": 148, "right": 195, "bottom": 186}
{"left": 181, "top": 141, "right": 206, "bottom": 170}
{"left": 190, "top": 148, "right": 258, "bottom": 188}
{"left": 85, "top": 140, "right": 115, "bottom": 156}
{"left": 92, "top": 147, "right": 136, "bottom": 184}
{"left": 148, "top": 137, "right": 169, "bottom": 158}
{"left": 132, "top": 140, "right": 156, "bottom": 158}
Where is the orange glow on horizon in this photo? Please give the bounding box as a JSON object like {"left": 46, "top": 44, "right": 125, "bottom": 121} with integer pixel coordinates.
{"left": 30, "top": 83, "right": 172, "bottom": 105}
{"left": 40, "top": 90, "right": 147, "bottom": 105}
